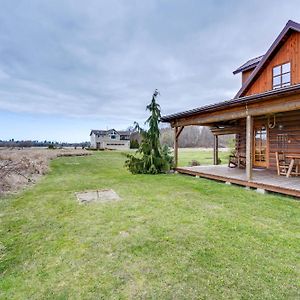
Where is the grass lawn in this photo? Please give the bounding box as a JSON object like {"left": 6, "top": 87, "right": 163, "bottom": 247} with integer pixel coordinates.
{"left": 178, "top": 147, "right": 230, "bottom": 167}
{"left": 0, "top": 151, "right": 299, "bottom": 299}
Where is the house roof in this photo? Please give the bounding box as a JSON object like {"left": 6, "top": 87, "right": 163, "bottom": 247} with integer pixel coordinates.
{"left": 90, "top": 130, "right": 107, "bottom": 136}
{"left": 235, "top": 20, "right": 300, "bottom": 98}
{"left": 233, "top": 55, "right": 264, "bottom": 75}
{"left": 90, "top": 129, "right": 131, "bottom": 136}
{"left": 118, "top": 131, "right": 131, "bottom": 136}
{"left": 161, "top": 20, "right": 300, "bottom": 124}
{"left": 161, "top": 83, "right": 300, "bottom": 123}
{"left": 106, "top": 129, "right": 118, "bottom": 134}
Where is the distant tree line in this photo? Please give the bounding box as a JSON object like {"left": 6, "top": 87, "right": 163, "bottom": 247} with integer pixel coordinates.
{"left": 0, "top": 139, "right": 90, "bottom": 149}
{"left": 128, "top": 125, "right": 233, "bottom": 149}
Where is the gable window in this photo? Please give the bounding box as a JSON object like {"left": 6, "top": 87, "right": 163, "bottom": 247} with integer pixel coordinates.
{"left": 272, "top": 62, "right": 291, "bottom": 89}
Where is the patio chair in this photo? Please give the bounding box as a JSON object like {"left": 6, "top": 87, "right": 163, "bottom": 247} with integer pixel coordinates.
{"left": 275, "top": 151, "right": 299, "bottom": 176}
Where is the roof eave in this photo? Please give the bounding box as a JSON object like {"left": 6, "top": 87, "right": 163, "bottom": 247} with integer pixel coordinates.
{"left": 161, "top": 84, "right": 300, "bottom": 123}
{"left": 232, "top": 63, "right": 258, "bottom": 75}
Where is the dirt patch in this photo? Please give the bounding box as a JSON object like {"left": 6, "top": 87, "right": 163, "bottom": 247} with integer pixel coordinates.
{"left": 119, "top": 231, "right": 130, "bottom": 238}
{"left": 76, "top": 189, "right": 121, "bottom": 204}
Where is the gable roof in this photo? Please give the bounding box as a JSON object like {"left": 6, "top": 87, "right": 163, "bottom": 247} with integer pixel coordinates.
{"left": 233, "top": 55, "right": 264, "bottom": 75}
{"left": 106, "top": 129, "right": 119, "bottom": 135}
{"left": 235, "top": 20, "right": 300, "bottom": 98}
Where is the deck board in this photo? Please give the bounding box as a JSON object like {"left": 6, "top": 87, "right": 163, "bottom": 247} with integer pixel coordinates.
{"left": 176, "top": 166, "right": 300, "bottom": 198}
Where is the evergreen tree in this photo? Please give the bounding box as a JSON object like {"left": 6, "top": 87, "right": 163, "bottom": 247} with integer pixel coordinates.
{"left": 125, "top": 90, "right": 173, "bottom": 174}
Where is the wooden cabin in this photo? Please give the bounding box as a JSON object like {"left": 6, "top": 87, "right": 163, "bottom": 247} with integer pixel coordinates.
{"left": 161, "top": 20, "right": 300, "bottom": 198}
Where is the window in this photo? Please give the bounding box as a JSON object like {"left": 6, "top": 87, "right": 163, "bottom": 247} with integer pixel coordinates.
{"left": 272, "top": 62, "right": 291, "bottom": 89}
{"left": 110, "top": 135, "right": 116, "bottom": 139}
{"left": 254, "top": 125, "right": 267, "bottom": 166}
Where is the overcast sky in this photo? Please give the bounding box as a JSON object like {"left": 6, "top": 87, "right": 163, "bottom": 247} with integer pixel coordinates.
{"left": 1, "top": 0, "right": 300, "bottom": 142}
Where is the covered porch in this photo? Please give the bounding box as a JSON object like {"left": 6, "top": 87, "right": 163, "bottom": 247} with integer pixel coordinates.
{"left": 161, "top": 85, "right": 300, "bottom": 198}
{"left": 176, "top": 165, "right": 300, "bottom": 198}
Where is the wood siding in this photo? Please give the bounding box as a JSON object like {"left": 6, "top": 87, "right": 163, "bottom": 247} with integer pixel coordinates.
{"left": 242, "top": 69, "right": 253, "bottom": 84}
{"left": 269, "top": 110, "right": 300, "bottom": 169}
{"left": 235, "top": 118, "right": 246, "bottom": 156}
{"left": 235, "top": 110, "right": 300, "bottom": 170}
{"left": 245, "top": 31, "right": 300, "bottom": 96}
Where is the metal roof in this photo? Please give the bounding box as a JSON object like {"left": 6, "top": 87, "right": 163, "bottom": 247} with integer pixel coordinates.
{"left": 233, "top": 55, "right": 264, "bottom": 75}
{"left": 161, "top": 84, "right": 300, "bottom": 122}
{"left": 161, "top": 20, "right": 300, "bottom": 123}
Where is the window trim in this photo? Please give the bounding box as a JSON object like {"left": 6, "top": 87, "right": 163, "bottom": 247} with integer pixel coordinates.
{"left": 272, "top": 61, "right": 291, "bottom": 89}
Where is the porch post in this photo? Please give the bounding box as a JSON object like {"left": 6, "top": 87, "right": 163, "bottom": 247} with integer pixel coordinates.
{"left": 213, "top": 135, "right": 219, "bottom": 165}
{"left": 174, "top": 126, "right": 184, "bottom": 168}
{"left": 246, "top": 115, "right": 253, "bottom": 181}
{"left": 174, "top": 127, "right": 178, "bottom": 168}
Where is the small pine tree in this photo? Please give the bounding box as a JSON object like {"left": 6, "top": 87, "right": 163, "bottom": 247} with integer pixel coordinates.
{"left": 125, "top": 90, "right": 173, "bottom": 174}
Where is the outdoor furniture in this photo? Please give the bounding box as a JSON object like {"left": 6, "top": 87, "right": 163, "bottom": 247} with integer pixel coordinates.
{"left": 228, "top": 153, "right": 246, "bottom": 169}
{"left": 275, "top": 152, "right": 300, "bottom": 177}
{"left": 276, "top": 151, "right": 290, "bottom": 176}
{"left": 285, "top": 154, "right": 300, "bottom": 178}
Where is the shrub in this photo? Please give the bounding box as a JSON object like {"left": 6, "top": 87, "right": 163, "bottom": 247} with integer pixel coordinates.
{"left": 189, "top": 160, "right": 201, "bottom": 166}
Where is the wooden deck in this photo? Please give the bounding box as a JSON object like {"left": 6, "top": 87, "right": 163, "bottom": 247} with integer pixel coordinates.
{"left": 176, "top": 166, "right": 300, "bottom": 198}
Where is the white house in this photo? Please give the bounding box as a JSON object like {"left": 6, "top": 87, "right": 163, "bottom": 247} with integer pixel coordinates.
{"left": 90, "top": 129, "right": 131, "bottom": 150}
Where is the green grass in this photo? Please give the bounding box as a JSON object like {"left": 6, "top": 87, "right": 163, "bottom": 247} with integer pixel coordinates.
{"left": 178, "top": 148, "right": 230, "bottom": 166}
{"left": 0, "top": 151, "right": 299, "bottom": 299}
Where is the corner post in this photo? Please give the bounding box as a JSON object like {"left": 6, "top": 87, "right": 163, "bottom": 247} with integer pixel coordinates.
{"left": 174, "top": 126, "right": 184, "bottom": 168}
{"left": 174, "top": 127, "right": 179, "bottom": 168}
{"left": 213, "top": 135, "right": 219, "bottom": 165}
{"left": 246, "top": 115, "right": 253, "bottom": 181}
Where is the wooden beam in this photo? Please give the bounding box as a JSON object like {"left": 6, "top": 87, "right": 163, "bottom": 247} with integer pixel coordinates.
{"left": 176, "top": 126, "right": 184, "bottom": 139}
{"left": 246, "top": 115, "right": 253, "bottom": 181}
{"left": 213, "top": 135, "right": 219, "bottom": 165}
{"left": 210, "top": 128, "right": 239, "bottom": 136}
{"left": 174, "top": 127, "right": 178, "bottom": 168}
{"left": 171, "top": 95, "right": 300, "bottom": 127}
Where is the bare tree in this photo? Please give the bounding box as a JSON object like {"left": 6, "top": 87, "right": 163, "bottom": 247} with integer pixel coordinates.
{"left": 160, "top": 126, "right": 233, "bottom": 148}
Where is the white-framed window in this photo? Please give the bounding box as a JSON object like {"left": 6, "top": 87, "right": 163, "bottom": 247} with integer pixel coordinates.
{"left": 272, "top": 62, "right": 291, "bottom": 89}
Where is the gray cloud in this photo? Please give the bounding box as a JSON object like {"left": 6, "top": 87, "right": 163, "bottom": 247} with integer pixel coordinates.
{"left": 0, "top": 0, "right": 300, "bottom": 127}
